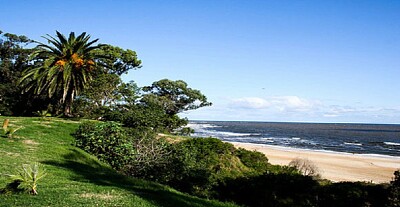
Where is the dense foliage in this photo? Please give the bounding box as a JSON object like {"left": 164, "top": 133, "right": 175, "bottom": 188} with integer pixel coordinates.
{"left": 0, "top": 117, "right": 236, "bottom": 207}
{"left": 2, "top": 29, "right": 399, "bottom": 206}
{"left": 19, "top": 31, "right": 102, "bottom": 116}
{"left": 0, "top": 31, "right": 37, "bottom": 115}
{"left": 141, "top": 79, "right": 212, "bottom": 116}
{"left": 1, "top": 30, "right": 207, "bottom": 133}
{"left": 74, "top": 122, "right": 171, "bottom": 180}
{"left": 73, "top": 121, "right": 398, "bottom": 206}
{"left": 166, "top": 138, "right": 246, "bottom": 197}
{"left": 388, "top": 170, "right": 400, "bottom": 206}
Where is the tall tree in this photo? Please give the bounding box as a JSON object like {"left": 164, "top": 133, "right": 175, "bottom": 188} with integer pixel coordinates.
{"left": 0, "top": 30, "right": 33, "bottom": 115}
{"left": 141, "top": 79, "right": 212, "bottom": 115}
{"left": 94, "top": 44, "right": 142, "bottom": 75}
{"left": 20, "top": 31, "right": 101, "bottom": 116}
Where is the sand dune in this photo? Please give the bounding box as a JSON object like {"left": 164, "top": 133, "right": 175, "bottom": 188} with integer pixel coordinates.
{"left": 230, "top": 142, "right": 400, "bottom": 183}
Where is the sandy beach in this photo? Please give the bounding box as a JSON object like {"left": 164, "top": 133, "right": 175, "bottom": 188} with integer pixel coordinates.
{"left": 230, "top": 142, "right": 400, "bottom": 183}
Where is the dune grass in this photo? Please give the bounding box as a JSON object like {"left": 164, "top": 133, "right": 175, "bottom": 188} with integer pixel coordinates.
{"left": 0, "top": 117, "right": 237, "bottom": 207}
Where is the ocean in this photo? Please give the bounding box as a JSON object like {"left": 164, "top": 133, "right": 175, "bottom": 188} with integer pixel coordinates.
{"left": 188, "top": 121, "right": 400, "bottom": 157}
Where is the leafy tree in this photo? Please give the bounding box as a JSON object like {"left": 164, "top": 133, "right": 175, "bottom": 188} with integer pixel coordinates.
{"left": 19, "top": 31, "right": 101, "bottom": 116}
{"left": 388, "top": 170, "right": 400, "bottom": 206}
{"left": 78, "top": 73, "right": 122, "bottom": 107}
{"left": 142, "top": 79, "right": 212, "bottom": 116}
{"left": 94, "top": 44, "right": 142, "bottom": 75}
{"left": 0, "top": 30, "right": 33, "bottom": 115}
{"left": 74, "top": 75, "right": 140, "bottom": 118}
{"left": 70, "top": 44, "right": 142, "bottom": 118}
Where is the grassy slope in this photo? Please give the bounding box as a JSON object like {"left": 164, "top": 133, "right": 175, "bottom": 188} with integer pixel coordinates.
{"left": 0, "top": 117, "right": 237, "bottom": 207}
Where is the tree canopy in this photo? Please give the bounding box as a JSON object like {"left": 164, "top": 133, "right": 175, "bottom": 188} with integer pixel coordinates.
{"left": 94, "top": 44, "right": 142, "bottom": 75}
{"left": 2, "top": 30, "right": 211, "bottom": 133}
{"left": 0, "top": 31, "right": 33, "bottom": 115}
{"left": 19, "top": 31, "right": 101, "bottom": 116}
{"left": 15, "top": 31, "right": 143, "bottom": 116}
{"left": 142, "top": 79, "right": 212, "bottom": 115}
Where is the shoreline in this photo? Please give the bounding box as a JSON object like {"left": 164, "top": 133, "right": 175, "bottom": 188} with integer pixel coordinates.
{"left": 229, "top": 141, "right": 400, "bottom": 183}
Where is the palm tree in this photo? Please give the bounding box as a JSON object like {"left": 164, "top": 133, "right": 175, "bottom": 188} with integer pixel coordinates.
{"left": 20, "top": 31, "right": 101, "bottom": 116}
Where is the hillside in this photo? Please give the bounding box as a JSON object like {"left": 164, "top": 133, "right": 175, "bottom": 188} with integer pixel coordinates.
{"left": 0, "top": 117, "right": 237, "bottom": 207}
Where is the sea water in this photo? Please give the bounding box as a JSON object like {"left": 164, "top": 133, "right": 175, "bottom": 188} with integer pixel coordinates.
{"left": 188, "top": 121, "right": 400, "bottom": 157}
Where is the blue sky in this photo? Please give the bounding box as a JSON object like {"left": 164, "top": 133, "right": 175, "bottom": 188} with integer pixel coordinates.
{"left": 1, "top": 0, "right": 400, "bottom": 123}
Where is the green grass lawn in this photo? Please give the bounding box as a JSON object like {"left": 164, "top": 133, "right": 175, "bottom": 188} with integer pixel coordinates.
{"left": 0, "top": 117, "right": 237, "bottom": 207}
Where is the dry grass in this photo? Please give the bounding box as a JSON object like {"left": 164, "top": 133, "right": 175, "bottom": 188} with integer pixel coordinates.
{"left": 79, "top": 192, "right": 120, "bottom": 200}
{"left": 22, "top": 139, "right": 39, "bottom": 145}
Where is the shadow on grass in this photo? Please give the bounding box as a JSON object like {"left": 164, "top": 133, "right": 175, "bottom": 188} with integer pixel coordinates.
{"left": 43, "top": 148, "right": 231, "bottom": 207}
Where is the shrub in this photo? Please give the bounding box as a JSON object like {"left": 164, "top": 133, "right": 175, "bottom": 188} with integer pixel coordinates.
{"left": 5, "top": 162, "right": 47, "bottom": 195}
{"left": 235, "top": 148, "right": 269, "bottom": 174}
{"left": 174, "top": 127, "right": 195, "bottom": 136}
{"left": 121, "top": 127, "right": 172, "bottom": 181}
{"left": 165, "top": 138, "right": 241, "bottom": 197}
{"left": 318, "top": 182, "right": 389, "bottom": 207}
{"left": 74, "top": 122, "right": 172, "bottom": 181}
{"left": 74, "top": 121, "right": 130, "bottom": 170}
{"left": 388, "top": 170, "right": 400, "bottom": 206}
{"left": 216, "top": 171, "right": 319, "bottom": 207}
{"left": 2, "top": 119, "right": 22, "bottom": 138}
{"left": 103, "top": 105, "right": 189, "bottom": 133}
{"left": 288, "top": 157, "right": 319, "bottom": 177}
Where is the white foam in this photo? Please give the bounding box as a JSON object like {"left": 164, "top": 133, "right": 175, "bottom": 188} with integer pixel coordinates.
{"left": 384, "top": 142, "right": 400, "bottom": 146}
{"left": 218, "top": 131, "right": 253, "bottom": 137}
{"left": 344, "top": 142, "right": 363, "bottom": 146}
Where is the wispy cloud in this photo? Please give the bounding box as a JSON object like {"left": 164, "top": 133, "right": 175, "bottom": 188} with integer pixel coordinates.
{"left": 231, "top": 97, "right": 271, "bottom": 109}
{"left": 230, "top": 96, "right": 321, "bottom": 112}
{"left": 184, "top": 96, "right": 400, "bottom": 123}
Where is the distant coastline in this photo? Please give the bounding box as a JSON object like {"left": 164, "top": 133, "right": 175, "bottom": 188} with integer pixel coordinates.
{"left": 188, "top": 120, "right": 400, "bottom": 157}
{"left": 230, "top": 141, "right": 400, "bottom": 183}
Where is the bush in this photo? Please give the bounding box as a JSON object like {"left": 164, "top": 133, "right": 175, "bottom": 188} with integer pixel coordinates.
{"left": 121, "top": 127, "right": 172, "bottom": 181}
{"left": 174, "top": 127, "right": 195, "bottom": 136}
{"left": 103, "top": 105, "right": 188, "bottom": 133}
{"left": 388, "top": 170, "right": 400, "bottom": 206}
{"left": 216, "top": 172, "right": 319, "bottom": 207}
{"left": 166, "top": 138, "right": 243, "bottom": 198}
{"left": 74, "top": 122, "right": 172, "bottom": 180}
{"left": 74, "top": 121, "right": 131, "bottom": 170}
{"left": 235, "top": 148, "right": 269, "bottom": 174}
{"left": 288, "top": 157, "right": 319, "bottom": 177}
{"left": 318, "top": 182, "right": 389, "bottom": 207}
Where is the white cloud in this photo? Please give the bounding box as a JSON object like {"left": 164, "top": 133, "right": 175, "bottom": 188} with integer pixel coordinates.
{"left": 323, "top": 105, "right": 357, "bottom": 117}
{"left": 230, "top": 96, "right": 320, "bottom": 112}
{"left": 270, "top": 96, "right": 321, "bottom": 112}
{"left": 231, "top": 97, "right": 270, "bottom": 109}
{"left": 183, "top": 96, "right": 400, "bottom": 123}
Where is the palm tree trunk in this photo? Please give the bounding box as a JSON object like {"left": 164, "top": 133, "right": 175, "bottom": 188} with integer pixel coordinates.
{"left": 64, "top": 99, "right": 72, "bottom": 117}
{"left": 63, "top": 88, "right": 75, "bottom": 117}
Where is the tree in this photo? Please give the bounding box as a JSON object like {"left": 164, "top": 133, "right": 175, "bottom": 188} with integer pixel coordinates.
{"left": 74, "top": 75, "right": 140, "bottom": 118}
{"left": 388, "top": 170, "right": 400, "bottom": 206}
{"left": 94, "top": 44, "right": 142, "bottom": 75}
{"left": 288, "top": 158, "right": 319, "bottom": 177}
{"left": 19, "top": 31, "right": 101, "bottom": 116}
{"left": 0, "top": 30, "right": 34, "bottom": 115}
{"left": 141, "top": 79, "right": 212, "bottom": 116}
{"left": 71, "top": 43, "right": 142, "bottom": 117}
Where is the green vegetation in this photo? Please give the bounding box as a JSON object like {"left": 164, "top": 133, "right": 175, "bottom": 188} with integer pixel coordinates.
{"left": 7, "top": 162, "right": 47, "bottom": 195}
{"left": 0, "top": 117, "right": 236, "bottom": 207}
{"left": 1, "top": 30, "right": 207, "bottom": 134}
{"left": 73, "top": 120, "right": 399, "bottom": 207}
{"left": 1, "top": 30, "right": 399, "bottom": 206}
{"left": 19, "top": 32, "right": 101, "bottom": 116}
